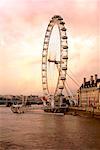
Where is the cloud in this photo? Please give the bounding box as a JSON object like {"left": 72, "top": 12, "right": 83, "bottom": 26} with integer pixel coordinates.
{"left": 0, "top": 0, "right": 99, "bottom": 95}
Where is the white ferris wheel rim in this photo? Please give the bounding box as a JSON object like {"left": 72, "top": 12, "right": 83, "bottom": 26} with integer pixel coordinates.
{"left": 42, "top": 15, "right": 68, "bottom": 98}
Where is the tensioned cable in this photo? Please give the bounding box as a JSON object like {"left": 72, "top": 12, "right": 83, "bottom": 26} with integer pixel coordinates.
{"left": 63, "top": 81, "right": 70, "bottom": 96}
{"left": 64, "top": 81, "right": 74, "bottom": 98}
{"left": 68, "top": 68, "right": 80, "bottom": 85}
{"left": 66, "top": 73, "right": 80, "bottom": 88}
{"left": 56, "top": 64, "right": 71, "bottom": 96}
{"left": 55, "top": 62, "right": 79, "bottom": 97}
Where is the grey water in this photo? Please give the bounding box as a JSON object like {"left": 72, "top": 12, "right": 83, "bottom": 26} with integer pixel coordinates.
{"left": 0, "top": 106, "right": 100, "bottom": 150}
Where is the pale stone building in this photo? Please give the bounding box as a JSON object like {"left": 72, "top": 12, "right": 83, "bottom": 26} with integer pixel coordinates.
{"left": 78, "top": 74, "right": 100, "bottom": 108}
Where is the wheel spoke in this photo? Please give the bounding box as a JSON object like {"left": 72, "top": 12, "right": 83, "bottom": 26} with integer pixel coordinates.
{"left": 42, "top": 15, "right": 68, "bottom": 104}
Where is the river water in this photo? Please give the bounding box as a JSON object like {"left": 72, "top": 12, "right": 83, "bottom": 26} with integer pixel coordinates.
{"left": 0, "top": 106, "right": 100, "bottom": 150}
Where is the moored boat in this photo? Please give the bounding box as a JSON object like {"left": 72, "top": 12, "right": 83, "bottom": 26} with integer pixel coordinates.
{"left": 11, "top": 104, "right": 26, "bottom": 114}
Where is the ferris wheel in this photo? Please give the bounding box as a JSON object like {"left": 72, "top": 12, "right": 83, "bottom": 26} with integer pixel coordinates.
{"left": 42, "top": 15, "right": 68, "bottom": 99}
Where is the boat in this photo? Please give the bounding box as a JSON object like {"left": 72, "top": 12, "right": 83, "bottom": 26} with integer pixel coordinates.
{"left": 10, "top": 96, "right": 31, "bottom": 114}
{"left": 11, "top": 104, "right": 26, "bottom": 114}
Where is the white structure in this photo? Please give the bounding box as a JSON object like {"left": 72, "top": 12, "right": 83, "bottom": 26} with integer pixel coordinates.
{"left": 79, "top": 74, "right": 100, "bottom": 108}
{"left": 42, "top": 15, "right": 68, "bottom": 109}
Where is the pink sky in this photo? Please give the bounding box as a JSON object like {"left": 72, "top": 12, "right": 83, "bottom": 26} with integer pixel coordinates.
{"left": 0, "top": 0, "right": 100, "bottom": 95}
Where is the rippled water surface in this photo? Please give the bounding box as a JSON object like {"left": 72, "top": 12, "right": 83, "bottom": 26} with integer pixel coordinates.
{"left": 0, "top": 106, "right": 100, "bottom": 150}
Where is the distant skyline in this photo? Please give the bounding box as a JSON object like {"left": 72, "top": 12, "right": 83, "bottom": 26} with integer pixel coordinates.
{"left": 0, "top": 0, "right": 100, "bottom": 95}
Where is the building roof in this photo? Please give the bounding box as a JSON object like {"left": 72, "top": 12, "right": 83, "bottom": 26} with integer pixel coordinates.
{"left": 80, "top": 78, "right": 100, "bottom": 89}
{"left": 97, "top": 79, "right": 100, "bottom": 82}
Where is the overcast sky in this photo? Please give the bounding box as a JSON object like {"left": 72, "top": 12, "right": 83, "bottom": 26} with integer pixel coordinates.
{"left": 0, "top": 0, "right": 100, "bottom": 95}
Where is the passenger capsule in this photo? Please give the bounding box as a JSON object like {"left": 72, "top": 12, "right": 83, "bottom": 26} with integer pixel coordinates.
{"left": 42, "top": 75, "right": 46, "bottom": 78}
{"left": 60, "top": 77, "right": 66, "bottom": 80}
{"left": 44, "top": 41, "right": 48, "bottom": 44}
{"left": 45, "top": 35, "right": 49, "bottom": 38}
{"left": 42, "top": 68, "right": 46, "bottom": 71}
{"left": 62, "top": 66, "right": 67, "bottom": 70}
{"left": 42, "top": 54, "right": 46, "bottom": 57}
{"left": 63, "top": 45, "right": 68, "bottom": 49}
{"left": 47, "top": 29, "right": 50, "bottom": 32}
{"left": 62, "top": 36, "right": 68, "bottom": 39}
{"left": 58, "top": 17, "right": 63, "bottom": 21}
{"left": 43, "top": 48, "right": 47, "bottom": 51}
{"left": 62, "top": 56, "right": 68, "bottom": 59}
{"left": 50, "top": 20, "right": 53, "bottom": 23}
{"left": 43, "top": 82, "right": 46, "bottom": 84}
{"left": 59, "top": 86, "right": 64, "bottom": 89}
{"left": 42, "top": 62, "right": 46, "bottom": 64}
{"left": 60, "top": 22, "right": 65, "bottom": 25}
{"left": 53, "top": 15, "right": 60, "bottom": 18}
{"left": 61, "top": 27, "right": 66, "bottom": 31}
{"left": 48, "top": 24, "right": 52, "bottom": 27}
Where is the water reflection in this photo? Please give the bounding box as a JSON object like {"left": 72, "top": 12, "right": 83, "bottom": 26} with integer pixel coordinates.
{"left": 0, "top": 106, "right": 100, "bottom": 150}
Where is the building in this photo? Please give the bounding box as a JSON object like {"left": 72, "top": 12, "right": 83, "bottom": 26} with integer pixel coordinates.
{"left": 78, "top": 74, "right": 100, "bottom": 108}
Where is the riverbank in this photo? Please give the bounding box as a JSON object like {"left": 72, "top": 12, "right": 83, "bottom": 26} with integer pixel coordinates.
{"left": 0, "top": 105, "right": 100, "bottom": 119}
{"left": 67, "top": 106, "right": 100, "bottom": 119}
